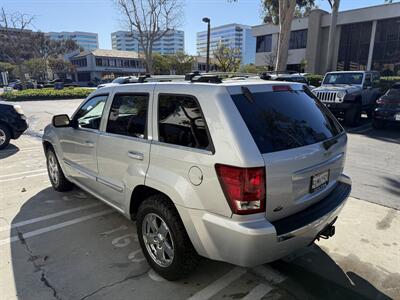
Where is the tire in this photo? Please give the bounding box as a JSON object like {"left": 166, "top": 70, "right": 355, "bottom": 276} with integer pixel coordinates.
{"left": 344, "top": 104, "right": 361, "bottom": 126}
{"left": 0, "top": 124, "right": 11, "bottom": 150}
{"left": 46, "top": 148, "right": 74, "bottom": 192}
{"left": 137, "top": 194, "right": 199, "bottom": 280}
{"left": 372, "top": 119, "right": 385, "bottom": 129}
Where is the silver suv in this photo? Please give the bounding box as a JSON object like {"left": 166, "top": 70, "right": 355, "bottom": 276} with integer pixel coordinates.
{"left": 313, "top": 71, "right": 381, "bottom": 126}
{"left": 43, "top": 75, "right": 351, "bottom": 280}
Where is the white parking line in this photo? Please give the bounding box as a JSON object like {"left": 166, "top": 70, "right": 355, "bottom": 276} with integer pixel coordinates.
{"left": 0, "top": 169, "right": 47, "bottom": 179}
{"left": 241, "top": 283, "right": 273, "bottom": 300}
{"left": 187, "top": 267, "right": 247, "bottom": 300}
{"left": 0, "top": 209, "right": 114, "bottom": 246}
{"left": 0, "top": 146, "right": 42, "bottom": 155}
{"left": 251, "top": 265, "right": 286, "bottom": 285}
{"left": 0, "top": 172, "right": 48, "bottom": 183}
{"left": 0, "top": 203, "right": 101, "bottom": 232}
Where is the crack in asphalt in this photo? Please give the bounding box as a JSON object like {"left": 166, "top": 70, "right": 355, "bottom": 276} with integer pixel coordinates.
{"left": 79, "top": 268, "right": 151, "bottom": 300}
{"left": 16, "top": 228, "right": 62, "bottom": 300}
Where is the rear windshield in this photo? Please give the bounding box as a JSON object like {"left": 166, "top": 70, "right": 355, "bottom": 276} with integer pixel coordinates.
{"left": 231, "top": 90, "right": 343, "bottom": 154}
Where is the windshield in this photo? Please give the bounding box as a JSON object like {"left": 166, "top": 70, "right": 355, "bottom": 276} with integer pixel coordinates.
{"left": 112, "top": 77, "right": 128, "bottom": 84}
{"left": 323, "top": 73, "right": 363, "bottom": 85}
{"left": 231, "top": 90, "right": 343, "bottom": 154}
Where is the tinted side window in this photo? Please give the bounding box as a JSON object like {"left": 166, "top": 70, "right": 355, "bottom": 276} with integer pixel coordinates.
{"left": 75, "top": 95, "right": 107, "bottom": 130}
{"left": 106, "top": 94, "right": 149, "bottom": 139}
{"left": 231, "top": 90, "right": 343, "bottom": 154}
{"left": 158, "top": 95, "right": 211, "bottom": 151}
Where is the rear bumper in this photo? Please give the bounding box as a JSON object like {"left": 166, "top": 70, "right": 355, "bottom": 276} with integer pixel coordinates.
{"left": 11, "top": 118, "right": 28, "bottom": 139}
{"left": 177, "top": 175, "right": 351, "bottom": 267}
{"left": 374, "top": 108, "right": 400, "bottom": 122}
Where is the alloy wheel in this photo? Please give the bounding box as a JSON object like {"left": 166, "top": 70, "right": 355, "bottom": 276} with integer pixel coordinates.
{"left": 47, "top": 152, "right": 59, "bottom": 186}
{"left": 142, "top": 213, "right": 174, "bottom": 267}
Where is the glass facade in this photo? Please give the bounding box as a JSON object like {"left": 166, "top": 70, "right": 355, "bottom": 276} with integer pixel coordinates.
{"left": 256, "top": 34, "right": 272, "bottom": 53}
{"left": 337, "top": 22, "right": 372, "bottom": 71}
{"left": 289, "top": 29, "right": 308, "bottom": 49}
{"left": 372, "top": 17, "right": 400, "bottom": 76}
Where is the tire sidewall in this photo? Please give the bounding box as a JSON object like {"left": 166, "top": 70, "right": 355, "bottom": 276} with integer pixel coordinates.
{"left": 137, "top": 200, "right": 189, "bottom": 280}
{"left": 46, "top": 149, "right": 61, "bottom": 189}
{"left": 0, "top": 124, "right": 11, "bottom": 150}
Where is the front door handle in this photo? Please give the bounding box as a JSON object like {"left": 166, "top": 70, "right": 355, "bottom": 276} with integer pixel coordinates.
{"left": 128, "top": 151, "right": 144, "bottom": 160}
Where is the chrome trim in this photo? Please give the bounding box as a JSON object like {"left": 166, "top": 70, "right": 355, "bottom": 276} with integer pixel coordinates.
{"left": 151, "top": 141, "right": 213, "bottom": 155}
{"left": 99, "top": 131, "right": 151, "bottom": 144}
{"left": 97, "top": 177, "right": 124, "bottom": 193}
{"left": 292, "top": 152, "right": 344, "bottom": 180}
{"left": 127, "top": 151, "right": 144, "bottom": 160}
{"left": 63, "top": 159, "right": 96, "bottom": 181}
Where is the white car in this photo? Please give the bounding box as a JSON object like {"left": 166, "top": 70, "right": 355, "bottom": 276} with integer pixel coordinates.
{"left": 43, "top": 74, "right": 351, "bottom": 280}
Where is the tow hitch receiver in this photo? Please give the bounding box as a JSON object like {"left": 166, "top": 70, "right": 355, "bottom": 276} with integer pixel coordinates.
{"left": 311, "top": 217, "right": 338, "bottom": 244}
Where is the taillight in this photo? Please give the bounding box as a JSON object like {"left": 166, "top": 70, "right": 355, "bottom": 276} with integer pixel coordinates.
{"left": 215, "top": 164, "right": 266, "bottom": 215}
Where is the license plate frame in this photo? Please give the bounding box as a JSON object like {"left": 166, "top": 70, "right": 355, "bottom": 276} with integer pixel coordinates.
{"left": 310, "top": 170, "right": 330, "bottom": 193}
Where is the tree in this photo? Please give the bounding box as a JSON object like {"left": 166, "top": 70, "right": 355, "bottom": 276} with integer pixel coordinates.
{"left": 23, "top": 58, "right": 47, "bottom": 80}
{"left": 48, "top": 58, "right": 75, "bottom": 79}
{"left": 153, "top": 53, "right": 171, "bottom": 74}
{"left": 261, "top": 0, "right": 315, "bottom": 71}
{"left": 213, "top": 44, "right": 241, "bottom": 72}
{"left": 239, "top": 64, "right": 266, "bottom": 73}
{"left": 116, "top": 0, "right": 183, "bottom": 74}
{"left": 169, "top": 52, "right": 194, "bottom": 74}
{"left": 325, "top": 0, "right": 340, "bottom": 72}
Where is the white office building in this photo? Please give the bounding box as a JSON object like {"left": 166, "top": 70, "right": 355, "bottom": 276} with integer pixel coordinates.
{"left": 196, "top": 23, "right": 256, "bottom": 65}
{"left": 46, "top": 31, "right": 99, "bottom": 51}
{"left": 111, "top": 30, "right": 184, "bottom": 55}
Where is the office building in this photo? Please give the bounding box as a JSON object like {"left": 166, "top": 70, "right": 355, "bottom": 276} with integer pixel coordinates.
{"left": 46, "top": 31, "right": 99, "bottom": 51}
{"left": 252, "top": 2, "right": 400, "bottom": 75}
{"left": 196, "top": 23, "right": 256, "bottom": 65}
{"left": 111, "top": 30, "right": 184, "bottom": 55}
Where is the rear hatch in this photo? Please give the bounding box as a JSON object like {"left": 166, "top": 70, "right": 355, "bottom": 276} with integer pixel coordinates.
{"left": 230, "top": 84, "right": 346, "bottom": 222}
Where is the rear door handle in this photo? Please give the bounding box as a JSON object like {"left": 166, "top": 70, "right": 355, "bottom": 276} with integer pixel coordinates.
{"left": 128, "top": 151, "right": 144, "bottom": 160}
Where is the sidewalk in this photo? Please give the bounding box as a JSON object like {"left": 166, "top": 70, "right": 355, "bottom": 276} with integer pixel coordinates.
{"left": 281, "top": 197, "right": 400, "bottom": 299}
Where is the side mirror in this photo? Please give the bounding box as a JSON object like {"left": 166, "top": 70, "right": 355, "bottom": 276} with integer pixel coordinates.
{"left": 318, "top": 80, "right": 322, "bottom": 85}
{"left": 52, "top": 114, "right": 71, "bottom": 128}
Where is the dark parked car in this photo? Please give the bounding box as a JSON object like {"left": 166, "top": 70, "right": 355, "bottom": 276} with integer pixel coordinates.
{"left": 0, "top": 103, "right": 28, "bottom": 149}
{"left": 8, "top": 80, "right": 39, "bottom": 90}
{"left": 45, "top": 78, "right": 78, "bottom": 88}
{"left": 373, "top": 82, "right": 400, "bottom": 129}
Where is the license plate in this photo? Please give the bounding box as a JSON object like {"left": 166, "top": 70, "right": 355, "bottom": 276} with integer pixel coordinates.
{"left": 395, "top": 114, "right": 400, "bottom": 121}
{"left": 310, "top": 171, "right": 330, "bottom": 193}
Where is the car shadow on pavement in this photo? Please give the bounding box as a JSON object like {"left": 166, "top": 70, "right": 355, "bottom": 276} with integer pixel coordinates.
{"left": 0, "top": 144, "right": 20, "bottom": 159}
{"left": 382, "top": 176, "right": 400, "bottom": 198}
{"left": 273, "top": 245, "right": 392, "bottom": 300}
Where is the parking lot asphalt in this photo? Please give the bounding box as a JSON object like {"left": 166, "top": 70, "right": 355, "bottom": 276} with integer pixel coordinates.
{"left": 0, "top": 99, "right": 399, "bottom": 300}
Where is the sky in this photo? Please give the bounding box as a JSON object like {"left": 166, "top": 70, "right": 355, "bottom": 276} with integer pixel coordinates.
{"left": 0, "top": 0, "right": 397, "bottom": 55}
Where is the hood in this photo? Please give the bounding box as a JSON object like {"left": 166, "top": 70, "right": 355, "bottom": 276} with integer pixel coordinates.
{"left": 314, "top": 84, "right": 361, "bottom": 94}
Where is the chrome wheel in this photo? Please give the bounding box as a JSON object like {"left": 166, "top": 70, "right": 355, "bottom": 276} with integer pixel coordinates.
{"left": 142, "top": 213, "right": 174, "bottom": 267}
{"left": 0, "top": 129, "right": 5, "bottom": 146}
{"left": 47, "top": 152, "right": 59, "bottom": 186}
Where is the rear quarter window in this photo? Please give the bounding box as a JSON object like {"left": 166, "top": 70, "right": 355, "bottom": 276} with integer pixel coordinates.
{"left": 230, "top": 89, "right": 343, "bottom": 154}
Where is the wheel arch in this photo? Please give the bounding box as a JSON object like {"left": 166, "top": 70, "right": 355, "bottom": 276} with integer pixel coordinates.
{"left": 0, "top": 121, "right": 13, "bottom": 138}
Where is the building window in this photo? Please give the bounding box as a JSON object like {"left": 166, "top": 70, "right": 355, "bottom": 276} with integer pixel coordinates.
{"left": 337, "top": 22, "right": 372, "bottom": 71}
{"left": 289, "top": 29, "right": 307, "bottom": 50}
{"left": 96, "top": 58, "right": 102, "bottom": 66}
{"left": 256, "top": 34, "right": 272, "bottom": 53}
{"left": 372, "top": 17, "right": 400, "bottom": 75}
{"left": 71, "top": 58, "right": 87, "bottom": 67}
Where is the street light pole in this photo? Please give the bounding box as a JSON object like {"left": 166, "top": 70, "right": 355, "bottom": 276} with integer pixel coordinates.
{"left": 202, "top": 17, "right": 211, "bottom": 73}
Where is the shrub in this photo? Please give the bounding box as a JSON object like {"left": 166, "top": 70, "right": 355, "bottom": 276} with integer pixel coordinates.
{"left": 1, "top": 88, "right": 93, "bottom": 101}
{"left": 306, "top": 74, "right": 324, "bottom": 87}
